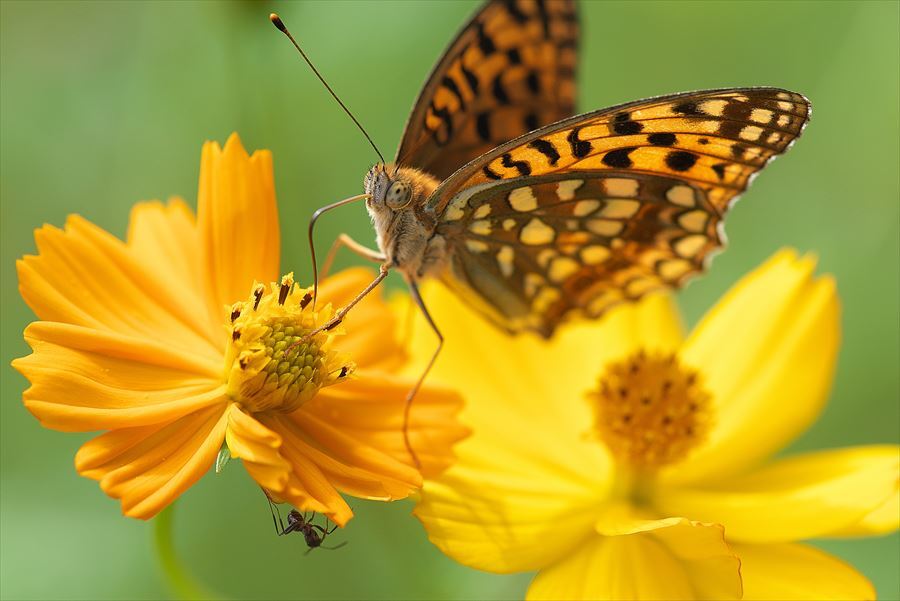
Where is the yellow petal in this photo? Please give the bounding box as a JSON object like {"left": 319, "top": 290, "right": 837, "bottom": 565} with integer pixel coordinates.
{"left": 197, "top": 133, "right": 279, "bottom": 321}
{"left": 673, "top": 249, "right": 839, "bottom": 483}
{"left": 408, "top": 283, "right": 683, "bottom": 572}
{"left": 18, "top": 216, "right": 221, "bottom": 359}
{"left": 14, "top": 322, "right": 224, "bottom": 431}
{"left": 528, "top": 518, "right": 741, "bottom": 600}
{"left": 126, "top": 198, "right": 220, "bottom": 343}
{"left": 75, "top": 405, "right": 229, "bottom": 519}
{"left": 831, "top": 488, "right": 899, "bottom": 537}
{"left": 656, "top": 446, "right": 900, "bottom": 543}
{"left": 734, "top": 543, "right": 875, "bottom": 600}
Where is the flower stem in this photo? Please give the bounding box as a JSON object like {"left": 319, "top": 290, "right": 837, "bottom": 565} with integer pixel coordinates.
{"left": 153, "top": 503, "right": 214, "bottom": 600}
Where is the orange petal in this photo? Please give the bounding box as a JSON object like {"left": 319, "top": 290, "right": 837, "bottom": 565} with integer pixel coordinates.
{"left": 75, "top": 404, "right": 229, "bottom": 519}
{"left": 14, "top": 322, "right": 224, "bottom": 431}
{"left": 18, "top": 216, "right": 221, "bottom": 359}
{"left": 126, "top": 198, "right": 220, "bottom": 344}
{"left": 318, "top": 268, "right": 404, "bottom": 368}
{"left": 197, "top": 133, "right": 279, "bottom": 321}
{"left": 257, "top": 414, "right": 354, "bottom": 527}
{"left": 224, "top": 405, "right": 329, "bottom": 515}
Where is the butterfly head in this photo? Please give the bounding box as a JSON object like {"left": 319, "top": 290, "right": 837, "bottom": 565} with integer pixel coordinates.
{"left": 364, "top": 164, "right": 413, "bottom": 211}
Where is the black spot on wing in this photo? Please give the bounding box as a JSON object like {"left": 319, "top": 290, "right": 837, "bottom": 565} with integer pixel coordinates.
{"left": 430, "top": 104, "right": 453, "bottom": 146}
{"left": 492, "top": 73, "right": 510, "bottom": 105}
{"left": 476, "top": 111, "right": 491, "bottom": 142}
{"left": 501, "top": 152, "right": 532, "bottom": 176}
{"left": 476, "top": 22, "right": 496, "bottom": 55}
{"left": 673, "top": 101, "right": 705, "bottom": 116}
{"left": 612, "top": 112, "right": 643, "bottom": 135}
{"left": 712, "top": 163, "right": 727, "bottom": 179}
{"left": 483, "top": 164, "right": 502, "bottom": 180}
{"left": 602, "top": 147, "right": 636, "bottom": 168}
{"left": 528, "top": 139, "right": 560, "bottom": 165}
{"left": 665, "top": 151, "right": 698, "bottom": 172}
{"left": 567, "top": 127, "right": 592, "bottom": 158}
{"left": 506, "top": 48, "right": 522, "bottom": 65}
{"left": 460, "top": 63, "right": 479, "bottom": 93}
{"left": 502, "top": 0, "right": 529, "bottom": 23}
{"left": 648, "top": 132, "right": 677, "bottom": 146}
{"left": 535, "top": 0, "right": 551, "bottom": 37}
{"left": 441, "top": 75, "right": 465, "bottom": 109}
{"left": 524, "top": 112, "right": 539, "bottom": 132}
{"left": 526, "top": 71, "right": 541, "bottom": 94}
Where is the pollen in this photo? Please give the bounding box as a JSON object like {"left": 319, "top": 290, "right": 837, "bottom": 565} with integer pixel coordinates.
{"left": 223, "top": 273, "right": 354, "bottom": 414}
{"left": 589, "top": 350, "right": 712, "bottom": 468}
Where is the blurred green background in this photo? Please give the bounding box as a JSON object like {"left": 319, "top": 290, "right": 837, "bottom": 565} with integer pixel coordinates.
{"left": 1, "top": 1, "right": 898, "bottom": 599}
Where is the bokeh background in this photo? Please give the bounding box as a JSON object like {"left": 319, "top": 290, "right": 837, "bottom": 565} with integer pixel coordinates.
{"left": 1, "top": 1, "right": 898, "bottom": 599}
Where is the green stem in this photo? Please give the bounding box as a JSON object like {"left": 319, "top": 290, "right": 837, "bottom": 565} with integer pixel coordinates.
{"left": 153, "top": 503, "right": 214, "bottom": 600}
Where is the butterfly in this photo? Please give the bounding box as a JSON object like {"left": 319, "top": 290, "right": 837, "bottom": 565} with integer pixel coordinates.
{"left": 271, "top": 0, "right": 809, "bottom": 436}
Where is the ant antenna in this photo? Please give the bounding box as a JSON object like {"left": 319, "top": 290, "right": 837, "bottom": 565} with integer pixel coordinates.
{"left": 270, "top": 13, "right": 386, "bottom": 166}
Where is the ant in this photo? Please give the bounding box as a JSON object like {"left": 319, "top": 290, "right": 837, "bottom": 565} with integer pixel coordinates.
{"left": 265, "top": 493, "right": 347, "bottom": 554}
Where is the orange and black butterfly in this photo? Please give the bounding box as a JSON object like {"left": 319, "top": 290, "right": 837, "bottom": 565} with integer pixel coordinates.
{"left": 272, "top": 0, "right": 809, "bottom": 401}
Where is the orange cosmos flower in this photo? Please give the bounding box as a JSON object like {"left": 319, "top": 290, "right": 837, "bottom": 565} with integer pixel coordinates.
{"left": 13, "top": 133, "right": 467, "bottom": 526}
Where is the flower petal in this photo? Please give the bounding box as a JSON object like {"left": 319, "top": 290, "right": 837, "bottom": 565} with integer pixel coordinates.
{"left": 317, "top": 267, "right": 405, "bottom": 368}
{"left": 674, "top": 249, "right": 840, "bottom": 483}
{"left": 301, "top": 370, "right": 468, "bottom": 484}
{"left": 18, "top": 216, "right": 222, "bottom": 358}
{"left": 257, "top": 413, "right": 354, "bottom": 527}
{"left": 734, "top": 543, "right": 875, "bottom": 600}
{"left": 409, "top": 284, "right": 682, "bottom": 573}
{"left": 14, "top": 322, "right": 224, "bottom": 431}
{"left": 656, "top": 446, "right": 900, "bottom": 543}
{"left": 224, "top": 405, "right": 330, "bottom": 516}
{"left": 197, "top": 133, "right": 279, "bottom": 321}
{"left": 528, "top": 518, "right": 741, "bottom": 600}
{"left": 75, "top": 404, "right": 229, "bottom": 519}
{"left": 126, "top": 198, "right": 220, "bottom": 343}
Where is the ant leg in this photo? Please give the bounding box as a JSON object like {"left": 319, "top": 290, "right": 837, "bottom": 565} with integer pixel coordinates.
{"left": 320, "top": 541, "right": 349, "bottom": 551}
{"left": 321, "top": 233, "right": 385, "bottom": 280}
{"left": 402, "top": 279, "right": 444, "bottom": 470}
{"left": 264, "top": 490, "right": 287, "bottom": 536}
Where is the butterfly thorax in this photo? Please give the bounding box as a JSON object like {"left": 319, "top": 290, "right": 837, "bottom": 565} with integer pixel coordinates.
{"left": 363, "top": 164, "right": 447, "bottom": 279}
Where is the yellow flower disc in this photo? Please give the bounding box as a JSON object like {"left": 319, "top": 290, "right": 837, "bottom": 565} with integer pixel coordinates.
{"left": 224, "top": 273, "right": 353, "bottom": 413}
{"left": 589, "top": 351, "right": 713, "bottom": 468}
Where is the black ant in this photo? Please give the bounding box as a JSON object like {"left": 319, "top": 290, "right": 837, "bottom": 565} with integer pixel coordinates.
{"left": 265, "top": 493, "right": 347, "bottom": 554}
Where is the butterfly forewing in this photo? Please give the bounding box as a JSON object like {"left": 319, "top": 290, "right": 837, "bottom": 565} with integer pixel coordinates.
{"left": 396, "top": 0, "right": 578, "bottom": 180}
{"left": 430, "top": 87, "right": 810, "bottom": 336}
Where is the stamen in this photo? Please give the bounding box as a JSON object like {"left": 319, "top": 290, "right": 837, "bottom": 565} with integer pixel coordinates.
{"left": 223, "top": 274, "right": 355, "bottom": 414}
{"left": 589, "top": 351, "right": 713, "bottom": 468}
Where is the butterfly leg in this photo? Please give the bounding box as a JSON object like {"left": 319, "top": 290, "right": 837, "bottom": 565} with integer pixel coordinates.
{"left": 402, "top": 278, "right": 444, "bottom": 470}
{"left": 320, "top": 233, "right": 385, "bottom": 280}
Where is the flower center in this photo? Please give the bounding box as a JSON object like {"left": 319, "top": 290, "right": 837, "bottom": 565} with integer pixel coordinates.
{"left": 223, "top": 274, "right": 353, "bottom": 413}
{"left": 588, "top": 350, "right": 712, "bottom": 469}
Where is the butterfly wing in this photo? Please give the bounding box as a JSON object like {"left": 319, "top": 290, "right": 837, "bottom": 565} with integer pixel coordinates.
{"left": 431, "top": 87, "right": 811, "bottom": 336}
{"left": 395, "top": 0, "right": 579, "bottom": 180}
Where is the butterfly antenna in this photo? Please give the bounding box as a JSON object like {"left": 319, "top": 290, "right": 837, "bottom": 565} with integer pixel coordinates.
{"left": 270, "top": 13, "right": 386, "bottom": 166}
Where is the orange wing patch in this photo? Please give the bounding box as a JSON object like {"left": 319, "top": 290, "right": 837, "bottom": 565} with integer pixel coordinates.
{"left": 435, "top": 88, "right": 810, "bottom": 213}
{"left": 396, "top": 0, "right": 579, "bottom": 180}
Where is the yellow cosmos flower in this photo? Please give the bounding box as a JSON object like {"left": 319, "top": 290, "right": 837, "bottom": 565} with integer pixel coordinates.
{"left": 13, "top": 133, "right": 466, "bottom": 527}
{"left": 409, "top": 249, "right": 898, "bottom": 600}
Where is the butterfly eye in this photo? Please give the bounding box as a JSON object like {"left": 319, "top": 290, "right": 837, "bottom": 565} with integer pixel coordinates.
{"left": 385, "top": 181, "right": 411, "bottom": 209}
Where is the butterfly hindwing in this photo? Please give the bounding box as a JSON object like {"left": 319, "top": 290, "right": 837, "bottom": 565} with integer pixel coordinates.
{"left": 437, "top": 172, "right": 719, "bottom": 336}
{"left": 431, "top": 87, "right": 810, "bottom": 336}
{"left": 395, "top": 0, "right": 578, "bottom": 180}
